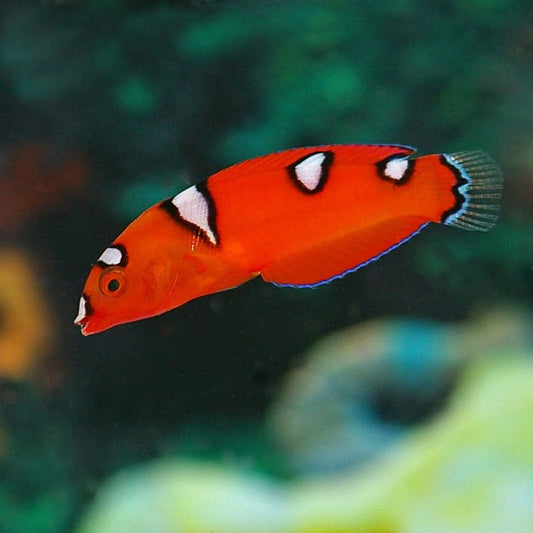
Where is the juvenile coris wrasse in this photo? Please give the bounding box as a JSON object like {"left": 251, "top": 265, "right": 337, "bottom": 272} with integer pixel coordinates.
{"left": 75, "top": 144, "right": 503, "bottom": 335}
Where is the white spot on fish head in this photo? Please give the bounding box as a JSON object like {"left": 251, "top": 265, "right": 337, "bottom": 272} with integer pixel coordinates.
{"left": 98, "top": 247, "right": 123, "bottom": 266}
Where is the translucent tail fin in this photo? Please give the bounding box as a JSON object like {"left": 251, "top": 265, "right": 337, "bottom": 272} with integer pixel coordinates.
{"left": 442, "top": 151, "right": 503, "bottom": 231}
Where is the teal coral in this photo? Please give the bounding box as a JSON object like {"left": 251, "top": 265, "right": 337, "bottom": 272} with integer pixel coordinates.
{"left": 268, "top": 308, "right": 532, "bottom": 474}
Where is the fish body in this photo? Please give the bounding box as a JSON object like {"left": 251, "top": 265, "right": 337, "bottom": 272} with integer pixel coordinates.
{"left": 75, "top": 144, "right": 502, "bottom": 335}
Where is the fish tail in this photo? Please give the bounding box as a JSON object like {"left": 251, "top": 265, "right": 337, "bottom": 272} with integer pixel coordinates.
{"left": 441, "top": 151, "right": 503, "bottom": 231}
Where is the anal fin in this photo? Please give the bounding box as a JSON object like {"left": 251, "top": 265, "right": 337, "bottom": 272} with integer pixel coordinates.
{"left": 260, "top": 217, "right": 429, "bottom": 287}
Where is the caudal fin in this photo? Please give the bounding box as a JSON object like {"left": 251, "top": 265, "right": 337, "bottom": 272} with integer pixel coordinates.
{"left": 442, "top": 151, "right": 503, "bottom": 231}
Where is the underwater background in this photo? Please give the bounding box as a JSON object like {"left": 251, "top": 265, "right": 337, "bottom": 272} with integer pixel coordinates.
{"left": 0, "top": 0, "right": 532, "bottom": 532}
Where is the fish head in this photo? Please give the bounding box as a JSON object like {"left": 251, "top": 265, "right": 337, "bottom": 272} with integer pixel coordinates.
{"left": 74, "top": 209, "right": 185, "bottom": 336}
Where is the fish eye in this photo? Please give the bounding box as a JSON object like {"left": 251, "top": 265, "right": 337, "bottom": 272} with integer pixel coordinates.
{"left": 99, "top": 268, "right": 127, "bottom": 298}
{"left": 107, "top": 279, "right": 120, "bottom": 292}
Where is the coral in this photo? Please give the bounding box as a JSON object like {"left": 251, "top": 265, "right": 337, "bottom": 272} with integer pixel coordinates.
{"left": 0, "top": 143, "right": 86, "bottom": 230}
{"left": 268, "top": 307, "right": 532, "bottom": 474}
{"left": 77, "top": 461, "right": 290, "bottom": 533}
{"left": 0, "top": 249, "right": 53, "bottom": 380}
{"left": 75, "top": 355, "right": 533, "bottom": 533}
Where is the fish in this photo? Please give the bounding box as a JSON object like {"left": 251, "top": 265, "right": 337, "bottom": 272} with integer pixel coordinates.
{"left": 74, "top": 144, "right": 503, "bottom": 335}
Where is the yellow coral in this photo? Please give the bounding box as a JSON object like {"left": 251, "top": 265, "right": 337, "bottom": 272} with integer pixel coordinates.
{"left": 0, "top": 249, "right": 53, "bottom": 379}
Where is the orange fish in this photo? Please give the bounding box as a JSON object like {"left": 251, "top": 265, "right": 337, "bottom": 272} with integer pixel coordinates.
{"left": 75, "top": 144, "right": 502, "bottom": 335}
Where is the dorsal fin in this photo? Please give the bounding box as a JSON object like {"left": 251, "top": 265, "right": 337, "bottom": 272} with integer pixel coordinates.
{"left": 212, "top": 144, "right": 416, "bottom": 180}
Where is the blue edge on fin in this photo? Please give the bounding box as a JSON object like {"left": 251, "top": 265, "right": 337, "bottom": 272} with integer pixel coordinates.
{"left": 271, "top": 222, "right": 430, "bottom": 289}
{"left": 441, "top": 151, "right": 503, "bottom": 232}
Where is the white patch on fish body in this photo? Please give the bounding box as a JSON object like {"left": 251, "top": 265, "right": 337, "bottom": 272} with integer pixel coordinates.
{"left": 383, "top": 158, "right": 409, "bottom": 181}
{"left": 294, "top": 152, "right": 327, "bottom": 191}
{"left": 171, "top": 185, "right": 217, "bottom": 245}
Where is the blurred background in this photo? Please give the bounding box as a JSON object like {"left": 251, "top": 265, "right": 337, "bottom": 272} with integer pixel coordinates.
{"left": 0, "top": 1, "right": 531, "bottom": 532}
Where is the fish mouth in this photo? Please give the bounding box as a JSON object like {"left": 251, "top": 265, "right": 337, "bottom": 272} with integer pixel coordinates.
{"left": 73, "top": 315, "right": 89, "bottom": 336}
